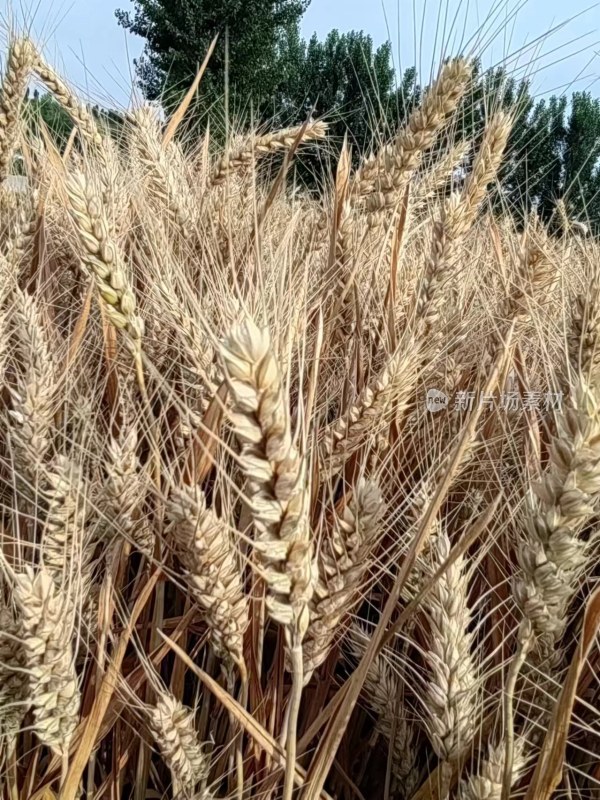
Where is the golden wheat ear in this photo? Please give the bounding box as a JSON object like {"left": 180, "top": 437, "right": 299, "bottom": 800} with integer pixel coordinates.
{"left": 0, "top": 38, "right": 34, "bottom": 183}
{"left": 14, "top": 568, "right": 80, "bottom": 755}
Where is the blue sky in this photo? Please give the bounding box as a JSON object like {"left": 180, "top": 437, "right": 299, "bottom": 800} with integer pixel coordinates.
{"left": 1, "top": 0, "right": 598, "bottom": 106}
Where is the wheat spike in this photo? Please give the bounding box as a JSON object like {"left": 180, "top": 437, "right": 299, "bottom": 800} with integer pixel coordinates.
{"left": 40, "top": 455, "right": 91, "bottom": 588}
{"left": 32, "top": 48, "right": 107, "bottom": 156}
{"left": 211, "top": 121, "right": 328, "bottom": 186}
{"left": 0, "top": 602, "right": 28, "bottom": 739}
{"left": 517, "top": 378, "right": 600, "bottom": 642}
{"left": 459, "top": 737, "right": 527, "bottom": 800}
{"left": 0, "top": 38, "right": 34, "bottom": 182}
{"left": 348, "top": 627, "right": 418, "bottom": 794}
{"left": 129, "top": 106, "right": 194, "bottom": 237}
{"left": 220, "top": 317, "right": 314, "bottom": 640}
{"left": 569, "top": 270, "right": 600, "bottom": 386}
{"left": 167, "top": 484, "right": 249, "bottom": 674}
{"left": 321, "top": 347, "right": 419, "bottom": 478}
{"left": 6, "top": 286, "right": 56, "bottom": 481}
{"left": 14, "top": 568, "right": 80, "bottom": 754}
{"left": 66, "top": 170, "right": 144, "bottom": 344}
{"left": 148, "top": 694, "right": 208, "bottom": 796}
{"left": 415, "top": 112, "right": 512, "bottom": 337}
{"left": 302, "top": 479, "right": 384, "bottom": 681}
{"left": 422, "top": 528, "right": 478, "bottom": 765}
{"left": 355, "top": 58, "right": 472, "bottom": 208}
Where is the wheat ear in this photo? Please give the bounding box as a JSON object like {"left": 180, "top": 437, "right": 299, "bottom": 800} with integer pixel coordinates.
{"left": 211, "top": 120, "right": 328, "bottom": 186}
{"left": 422, "top": 528, "right": 478, "bottom": 794}
{"left": 14, "top": 568, "right": 80, "bottom": 755}
{"left": 516, "top": 378, "right": 600, "bottom": 642}
{"left": 348, "top": 627, "right": 418, "bottom": 794}
{"left": 354, "top": 59, "right": 472, "bottom": 207}
{"left": 320, "top": 347, "right": 419, "bottom": 478}
{"left": 569, "top": 269, "right": 600, "bottom": 386}
{"left": 32, "top": 49, "right": 106, "bottom": 155}
{"left": 302, "top": 479, "right": 384, "bottom": 681}
{"left": 415, "top": 112, "right": 512, "bottom": 337}
{"left": 66, "top": 170, "right": 144, "bottom": 346}
{"left": 40, "top": 455, "right": 90, "bottom": 587}
{"left": 459, "top": 737, "right": 527, "bottom": 800}
{"left": 148, "top": 694, "right": 208, "bottom": 797}
{"left": 129, "top": 106, "right": 194, "bottom": 237}
{"left": 0, "top": 602, "right": 28, "bottom": 739}
{"left": 167, "top": 484, "right": 249, "bottom": 676}
{"left": 414, "top": 140, "right": 471, "bottom": 205}
{"left": 6, "top": 286, "right": 56, "bottom": 482}
{"left": 0, "top": 38, "right": 34, "bottom": 182}
{"left": 103, "top": 422, "right": 153, "bottom": 557}
{"left": 220, "top": 317, "right": 314, "bottom": 800}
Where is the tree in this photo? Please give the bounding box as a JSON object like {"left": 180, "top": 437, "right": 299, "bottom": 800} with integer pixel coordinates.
{"left": 25, "top": 89, "right": 74, "bottom": 148}
{"left": 563, "top": 92, "right": 600, "bottom": 225}
{"left": 24, "top": 90, "right": 125, "bottom": 153}
{"left": 116, "top": 0, "right": 309, "bottom": 119}
{"left": 276, "top": 28, "right": 404, "bottom": 173}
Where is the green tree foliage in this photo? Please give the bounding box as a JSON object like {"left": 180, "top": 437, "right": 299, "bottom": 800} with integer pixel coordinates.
{"left": 24, "top": 90, "right": 125, "bottom": 153}
{"left": 25, "top": 89, "right": 74, "bottom": 148}
{"left": 274, "top": 28, "right": 407, "bottom": 176}
{"left": 116, "top": 0, "right": 309, "bottom": 118}
{"left": 563, "top": 92, "right": 600, "bottom": 224}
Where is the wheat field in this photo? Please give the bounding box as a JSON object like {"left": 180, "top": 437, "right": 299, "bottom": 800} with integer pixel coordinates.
{"left": 1, "top": 34, "right": 600, "bottom": 800}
